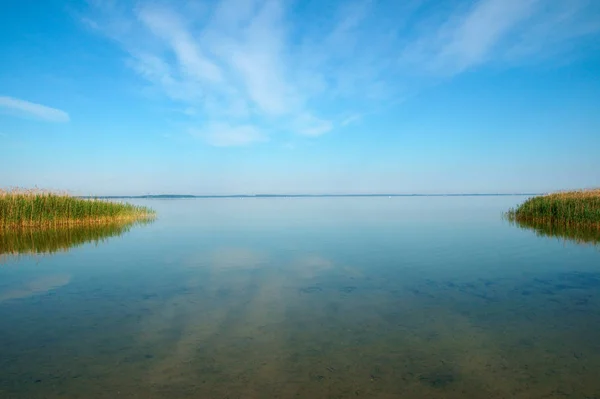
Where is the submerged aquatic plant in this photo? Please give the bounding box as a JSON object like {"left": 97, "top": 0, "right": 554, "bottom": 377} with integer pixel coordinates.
{"left": 0, "top": 188, "right": 155, "bottom": 228}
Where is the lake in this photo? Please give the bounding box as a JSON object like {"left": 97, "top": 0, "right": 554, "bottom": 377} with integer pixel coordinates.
{"left": 1, "top": 197, "right": 599, "bottom": 398}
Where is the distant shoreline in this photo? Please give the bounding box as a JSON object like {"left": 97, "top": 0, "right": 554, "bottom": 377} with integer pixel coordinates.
{"left": 84, "top": 193, "right": 541, "bottom": 199}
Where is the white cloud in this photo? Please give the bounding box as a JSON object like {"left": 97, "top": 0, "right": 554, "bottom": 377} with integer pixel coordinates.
{"left": 299, "top": 122, "right": 333, "bottom": 137}
{"left": 435, "top": 0, "right": 539, "bottom": 73}
{"left": 295, "top": 114, "right": 334, "bottom": 137}
{"left": 402, "top": 0, "right": 600, "bottom": 75}
{"left": 82, "top": 0, "right": 374, "bottom": 145}
{"left": 341, "top": 113, "right": 363, "bottom": 127}
{"left": 137, "top": 5, "right": 223, "bottom": 84}
{"left": 0, "top": 96, "right": 69, "bottom": 122}
{"left": 191, "top": 122, "right": 267, "bottom": 147}
{"left": 82, "top": 0, "right": 600, "bottom": 145}
{"left": 225, "top": 0, "right": 296, "bottom": 116}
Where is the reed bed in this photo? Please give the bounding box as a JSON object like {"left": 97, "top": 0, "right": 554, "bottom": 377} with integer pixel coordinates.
{"left": 0, "top": 188, "right": 155, "bottom": 229}
{"left": 506, "top": 189, "right": 600, "bottom": 228}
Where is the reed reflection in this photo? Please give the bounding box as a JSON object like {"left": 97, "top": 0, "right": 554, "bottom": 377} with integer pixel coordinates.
{"left": 509, "top": 218, "right": 600, "bottom": 245}
{"left": 0, "top": 219, "right": 153, "bottom": 258}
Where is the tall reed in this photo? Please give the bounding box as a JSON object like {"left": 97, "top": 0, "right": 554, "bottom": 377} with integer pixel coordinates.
{"left": 0, "top": 188, "right": 155, "bottom": 229}
{"left": 506, "top": 189, "right": 600, "bottom": 227}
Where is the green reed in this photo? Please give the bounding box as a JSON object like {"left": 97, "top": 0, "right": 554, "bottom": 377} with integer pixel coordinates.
{"left": 506, "top": 189, "right": 600, "bottom": 227}
{"left": 0, "top": 188, "right": 155, "bottom": 228}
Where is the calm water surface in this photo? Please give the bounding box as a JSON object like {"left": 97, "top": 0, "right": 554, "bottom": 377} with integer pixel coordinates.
{"left": 1, "top": 197, "right": 599, "bottom": 398}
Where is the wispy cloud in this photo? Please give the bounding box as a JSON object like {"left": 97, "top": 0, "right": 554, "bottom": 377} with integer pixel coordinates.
{"left": 0, "top": 96, "right": 69, "bottom": 122}
{"left": 82, "top": 0, "right": 600, "bottom": 146}
{"left": 191, "top": 122, "right": 267, "bottom": 147}
{"left": 402, "top": 0, "right": 600, "bottom": 75}
{"left": 435, "top": 0, "right": 538, "bottom": 73}
{"left": 294, "top": 114, "right": 334, "bottom": 137}
{"left": 341, "top": 113, "right": 364, "bottom": 127}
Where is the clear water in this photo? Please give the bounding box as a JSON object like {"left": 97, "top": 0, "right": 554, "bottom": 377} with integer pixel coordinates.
{"left": 1, "top": 197, "right": 599, "bottom": 398}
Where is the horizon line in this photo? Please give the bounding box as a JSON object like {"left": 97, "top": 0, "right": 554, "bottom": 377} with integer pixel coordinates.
{"left": 80, "top": 193, "right": 543, "bottom": 199}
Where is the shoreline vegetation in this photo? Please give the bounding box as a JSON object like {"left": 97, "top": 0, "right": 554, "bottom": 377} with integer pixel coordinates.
{"left": 506, "top": 190, "right": 600, "bottom": 244}
{"left": 506, "top": 189, "right": 600, "bottom": 227}
{"left": 0, "top": 189, "right": 155, "bottom": 229}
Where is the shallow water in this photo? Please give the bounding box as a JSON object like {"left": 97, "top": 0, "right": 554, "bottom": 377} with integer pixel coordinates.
{"left": 1, "top": 197, "right": 599, "bottom": 398}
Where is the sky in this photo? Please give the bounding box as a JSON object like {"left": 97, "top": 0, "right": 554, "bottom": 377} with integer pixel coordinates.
{"left": 1, "top": 0, "right": 599, "bottom": 195}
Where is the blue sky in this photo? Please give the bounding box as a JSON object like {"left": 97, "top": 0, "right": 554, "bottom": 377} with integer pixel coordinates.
{"left": 1, "top": 0, "right": 599, "bottom": 195}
